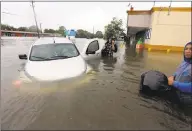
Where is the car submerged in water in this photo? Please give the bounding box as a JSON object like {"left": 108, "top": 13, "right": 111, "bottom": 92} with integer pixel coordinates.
{"left": 18, "top": 37, "right": 105, "bottom": 81}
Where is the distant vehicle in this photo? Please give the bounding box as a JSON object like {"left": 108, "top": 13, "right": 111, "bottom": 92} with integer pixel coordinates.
{"left": 66, "top": 29, "right": 76, "bottom": 43}
{"left": 18, "top": 37, "right": 103, "bottom": 81}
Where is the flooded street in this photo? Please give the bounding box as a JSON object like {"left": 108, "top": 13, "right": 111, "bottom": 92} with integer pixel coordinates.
{"left": 1, "top": 37, "right": 191, "bottom": 130}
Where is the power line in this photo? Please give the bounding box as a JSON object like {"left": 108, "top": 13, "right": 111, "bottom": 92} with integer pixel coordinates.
{"left": 2, "top": 11, "right": 20, "bottom": 16}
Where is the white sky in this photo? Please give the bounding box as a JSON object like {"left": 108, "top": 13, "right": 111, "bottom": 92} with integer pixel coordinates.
{"left": 1, "top": 2, "right": 191, "bottom": 33}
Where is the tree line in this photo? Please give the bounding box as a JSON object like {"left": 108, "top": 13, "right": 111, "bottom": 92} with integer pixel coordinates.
{"left": 1, "top": 24, "right": 42, "bottom": 33}
{"left": 1, "top": 17, "right": 126, "bottom": 40}
{"left": 1, "top": 24, "right": 104, "bottom": 39}
{"left": 1, "top": 24, "right": 66, "bottom": 36}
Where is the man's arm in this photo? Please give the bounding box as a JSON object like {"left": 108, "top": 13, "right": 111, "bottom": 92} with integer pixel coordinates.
{"left": 173, "top": 81, "right": 192, "bottom": 93}
{"left": 112, "top": 44, "right": 117, "bottom": 53}
{"left": 111, "top": 43, "right": 115, "bottom": 50}
{"left": 171, "top": 63, "right": 183, "bottom": 78}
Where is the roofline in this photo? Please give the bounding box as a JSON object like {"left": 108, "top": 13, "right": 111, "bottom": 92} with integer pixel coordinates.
{"left": 127, "top": 10, "right": 151, "bottom": 15}
{"left": 127, "top": 7, "right": 191, "bottom": 15}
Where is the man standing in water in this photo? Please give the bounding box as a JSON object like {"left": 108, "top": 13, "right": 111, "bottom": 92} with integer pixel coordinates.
{"left": 102, "top": 37, "right": 118, "bottom": 57}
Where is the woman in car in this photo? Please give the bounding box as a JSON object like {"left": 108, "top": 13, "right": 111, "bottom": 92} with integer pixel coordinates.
{"left": 168, "top": 41, "right": 192, "bottom": 104}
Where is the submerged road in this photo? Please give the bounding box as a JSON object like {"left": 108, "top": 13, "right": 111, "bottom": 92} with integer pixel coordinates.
{"left": 1, "top": 37, "right": 191, "bottom": 130}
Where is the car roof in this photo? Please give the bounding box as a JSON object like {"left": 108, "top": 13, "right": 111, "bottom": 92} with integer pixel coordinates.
{"left": 33, "top": 37, "right": 73, "bottom": 46}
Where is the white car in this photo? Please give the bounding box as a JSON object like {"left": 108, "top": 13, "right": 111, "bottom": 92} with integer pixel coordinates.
{"left": 18, "top": 37, "right": 103, "bottom": 81}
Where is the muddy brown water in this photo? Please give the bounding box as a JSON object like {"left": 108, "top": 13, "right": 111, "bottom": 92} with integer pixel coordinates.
{"left": 1, "top": 37, "right": 191, "bottom": 130}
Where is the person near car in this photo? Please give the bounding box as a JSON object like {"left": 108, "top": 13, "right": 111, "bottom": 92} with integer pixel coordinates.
{"left": 102, "top": 38, "right": 118, "bottom": 57}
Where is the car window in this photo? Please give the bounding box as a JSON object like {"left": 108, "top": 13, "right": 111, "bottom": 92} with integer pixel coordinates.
{"left": 29, "top": 43, "right": 80, "bottom": 61}
{"left": 87, "top": 40, "right": 99, "bottom": 52}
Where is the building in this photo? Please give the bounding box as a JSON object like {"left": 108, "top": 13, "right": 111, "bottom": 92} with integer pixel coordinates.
{"left": 0, "top": 30, "right": 62, "bottom": 37}
{"left": 127, "top": 7, "right": 191, "bottom": 52}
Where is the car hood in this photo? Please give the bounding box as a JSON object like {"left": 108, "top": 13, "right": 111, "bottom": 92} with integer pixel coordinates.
{"left": 25, "top": 55, "right": 87, "bottom": 81}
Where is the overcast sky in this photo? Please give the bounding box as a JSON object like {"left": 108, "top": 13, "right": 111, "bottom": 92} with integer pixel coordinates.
{"left": 1, "top": 2, "right": 191, "bottom": 33}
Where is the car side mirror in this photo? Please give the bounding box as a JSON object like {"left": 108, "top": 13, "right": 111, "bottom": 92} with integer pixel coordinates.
{"left": 19, "top": 54, "right": 27, "bottom": 60}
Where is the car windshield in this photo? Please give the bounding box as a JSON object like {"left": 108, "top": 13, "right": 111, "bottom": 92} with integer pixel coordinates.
{"left": 29, "top": 43, "right": 80, "bottom": 61}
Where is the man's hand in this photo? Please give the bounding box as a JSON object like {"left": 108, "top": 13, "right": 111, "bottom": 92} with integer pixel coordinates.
{"left": 112, "top": 43, "right": 115, "bottom": 51}
{"left": 168, "top": 76, "right": 174, "bottom": 86}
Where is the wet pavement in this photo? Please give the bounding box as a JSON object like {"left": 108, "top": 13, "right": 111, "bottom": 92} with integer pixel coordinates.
{"left": 1, "top": 37, "right": 191, "bottom": 130}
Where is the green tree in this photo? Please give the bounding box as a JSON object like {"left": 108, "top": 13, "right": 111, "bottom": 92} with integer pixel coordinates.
{"left": 28, "top": 25, "right": 38, "bottom": 32}
{"left": 59, "top": 26, "right": 65, "bottom": 31}
{"left": 95, "top": 31, "right": 103, "bottom": 38}
{"left": 88, "top": 33, "right": 95, "bottom": 39}
{"left": 76, "top": 29, "right": 94, "bottom": 38}
{"left": 56, "top": 26, "right": 66, "bottom": 36}
{"left": 1, "top": 24, "right": 17, "bottom": 31}
{"left": 17, "top": 27, "right": 28, "bottom": 31}
{"left": 76, "top": 29, "right": 87, "bottom": 38}
{"left": 44, "top": 29, "right": 56, "bottom": 33}
{"left": 104, "top": 17, "right": 124, "bottom": 40}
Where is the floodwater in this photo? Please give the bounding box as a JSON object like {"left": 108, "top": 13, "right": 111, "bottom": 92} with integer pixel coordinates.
{"left": 1, "top": 37, "right": 191, "bottom": 130}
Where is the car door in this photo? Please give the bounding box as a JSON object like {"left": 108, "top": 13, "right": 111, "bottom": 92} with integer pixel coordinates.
{"left": 82, "top": 40, "right": 101, "bottom": 60}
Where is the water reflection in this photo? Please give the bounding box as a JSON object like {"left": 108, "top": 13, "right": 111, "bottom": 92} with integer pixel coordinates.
{"left": 86, "top": 58, "right": 101, "bottom": 72}
{"left": 136, "top": 49, "right": 144, "bottom": 58}
{"left": 138, "top": 91, "right": 192, "bottom": 129}
{"left": 102, "top": 57, "right": 117, "bottom": 73}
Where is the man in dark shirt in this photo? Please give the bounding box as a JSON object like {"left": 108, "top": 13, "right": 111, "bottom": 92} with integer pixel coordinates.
{"left": 102, "top": 38, "right": 118, "bottom": 57}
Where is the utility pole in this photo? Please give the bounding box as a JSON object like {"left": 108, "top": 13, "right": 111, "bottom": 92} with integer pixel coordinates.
{"left": 168, "top": 0, "right": 172, "bottom": 15}
{"left": 126, "top": 3, "right": 132, "bottom": 46}
{"left": 153, "top": 1, "right": 156, "bottom": 7}
{"left": 31, "top": 1, "right": 40, "bottom": 38}
{"left": 127, "top": 3, "right": 131, "bottom": 38}
{"left": 40, "top": 23, "right": 42, "bottom": 33}
{"left": 93, "top": 26, "right": 94, "bottom": 34}
{"left": 93, "top": 26, "right": 94, "bottom": 38}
